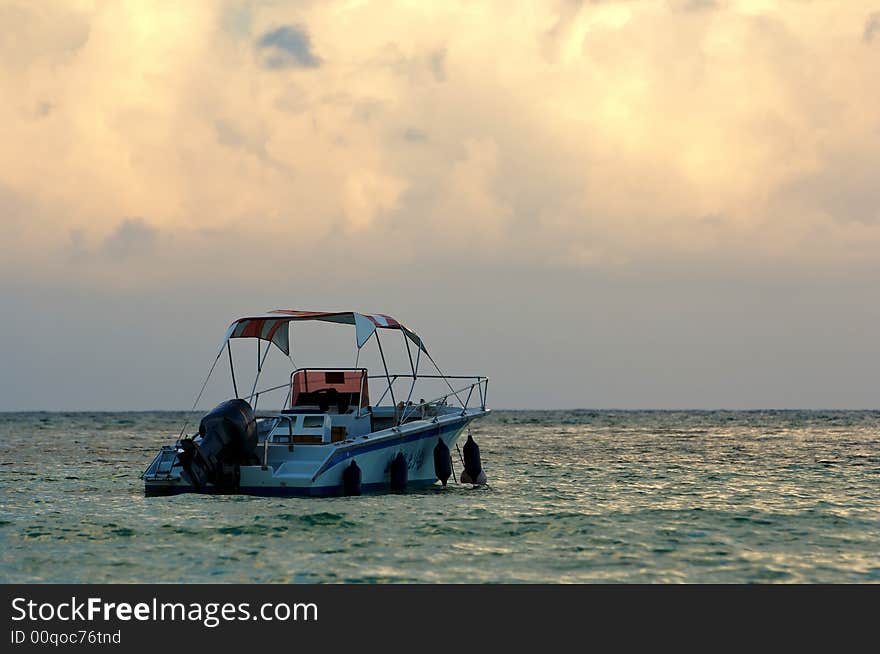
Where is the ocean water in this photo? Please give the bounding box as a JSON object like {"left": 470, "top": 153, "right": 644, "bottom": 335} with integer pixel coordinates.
{"left": 1, "top": 410, "right": 878, "bottom": 583}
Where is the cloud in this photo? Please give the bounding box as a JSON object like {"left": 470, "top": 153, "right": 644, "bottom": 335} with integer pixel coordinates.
{"left": 2, "top": 0, "right": 880, "bottom": 286}
{"left": 675, "top": 0, "right": 719, "bottom": 12}
{"left": 403, "top": 127, "right": 428, "bottom": 142}
{"left": 256, "top": 25, "right": 320, "bottom": 69}
{"left": 101, "top": 218, "right": 159, "bottom": 259}
{"left": 221, "top": 2, "right": 252, "bottom": 38}
{"left": 3, "top": 1, "right": 880, "bottom": 410}
{"left": 429, "top": 48, "right": 446, "bottom": 81}
{"left": 0, "top": 2, "right": 90, "bottom": 68}
{"left": 341, "top": 170, "right": 407, "bottom": 231}
{"left": 865, "top": 12, "right": 880, "bottom": 43}
{"left": 30, "top": 101, "right": 54, "bottom": 118}
{"left": 212, "top": 118, "right": 282, "bottom": 168}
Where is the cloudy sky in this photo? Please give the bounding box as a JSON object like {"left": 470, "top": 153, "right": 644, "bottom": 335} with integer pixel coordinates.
{"left": 1, "top": 0, "right": 879, "bottom": 410}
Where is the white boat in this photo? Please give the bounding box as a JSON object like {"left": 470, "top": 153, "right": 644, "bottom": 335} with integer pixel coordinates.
{"left": 143, "top": 310, "right": 489, "bottom": 496}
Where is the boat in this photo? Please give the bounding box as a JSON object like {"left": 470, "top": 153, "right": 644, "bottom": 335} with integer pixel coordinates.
{"left": 142, "top": 310, "right": 490, "bottom": 496}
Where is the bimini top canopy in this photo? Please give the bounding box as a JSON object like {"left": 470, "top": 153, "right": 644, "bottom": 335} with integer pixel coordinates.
{"left": 222, "top": 310, "right": 427, "bottom": 356}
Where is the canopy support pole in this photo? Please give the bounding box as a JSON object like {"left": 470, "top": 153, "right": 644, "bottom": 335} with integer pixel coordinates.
{"left": 413, "top": 340, "right": 421, "bottom": 377}
{"left": 403, "top": 332, "right": 415, "bottom": 377}
{"left": 400, "top": 332, "right": 420, "bottom": 422}
{"left": 249, "top": 340, "right": 271, "bottom": 409}
{"left": 176, "top": 348, "right": 224, "bottom": 439}
{"left": 374, "top": 331, "right": 396, "bottom": 414}
{"left": 227, "top": 342, "right": 239, "bottom": 399}
{"left": 426, "top": 351, "right": 464, "bottom": 408}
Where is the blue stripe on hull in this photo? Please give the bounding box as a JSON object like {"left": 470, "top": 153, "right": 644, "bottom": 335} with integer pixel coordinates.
{"left": 314, "top": 417, "right": 468, "bottom": 478}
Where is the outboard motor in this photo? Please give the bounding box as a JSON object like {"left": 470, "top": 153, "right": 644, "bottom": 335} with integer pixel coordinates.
{"left": 461, "top": 433, "right": 486, "bottom": 485}
{"left": 433, "top": 437, "right": 452, "bottom": 486}
{"left": 343, "top": 460, "right": 362, "bottom": 496}
{"left": 390, "top": 452, "right": 408, "bottom": 493}
{"left": 176, "top": 399, "right": 258, "bottom": 492}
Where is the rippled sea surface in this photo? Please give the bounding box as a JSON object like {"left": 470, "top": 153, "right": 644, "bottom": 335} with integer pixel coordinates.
{"left": 1, "top": 410, "right": 879, "bottom": 583}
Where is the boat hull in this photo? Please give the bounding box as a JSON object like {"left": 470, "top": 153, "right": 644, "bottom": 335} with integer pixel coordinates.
{"left": 144, "top": 412, "right": 482, "bottom": 497}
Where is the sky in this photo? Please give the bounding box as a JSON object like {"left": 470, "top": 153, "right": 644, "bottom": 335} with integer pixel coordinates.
{"left": 1, "top": 0, "right": 879, "bottom": 410}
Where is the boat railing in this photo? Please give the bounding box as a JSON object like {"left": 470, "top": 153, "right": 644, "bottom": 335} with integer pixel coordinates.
{"left": 253, "top": 374, "right": 488, "bottom": 426}
{"left": 244, "top": 375, "right": 490, "bottom": 470}
{"left": 246, "top": 373, "right": 488, "bottom": 421}
{"left": 366, "top": 374, "right": 489, "bottom": 424}
{"left": 251, "top": 376, "right": 486, "bottom": 467}
{"left": 256, "top": 414, "right": 297, "bottom": 470}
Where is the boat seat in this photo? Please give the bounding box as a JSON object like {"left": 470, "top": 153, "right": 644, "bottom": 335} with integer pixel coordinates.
{"left": 295, "top": 389, "right": 358, "bottom": 414}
